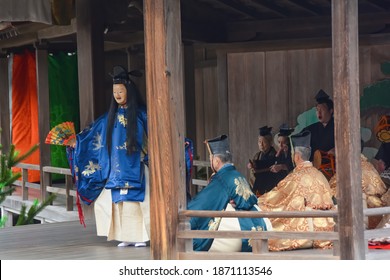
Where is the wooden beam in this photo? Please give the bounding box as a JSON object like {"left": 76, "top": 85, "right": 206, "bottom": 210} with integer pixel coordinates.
{"left": 332, "top": 0, "right": 365, "bottom": 260}
{"left": 214, "top": 0, "right": 264, "bottom": 19}
{"left": 227, "top": 12, "right": 390, "bottom": 35}
{"left": 0, "top": 53, "right": 10, "bottom": 152}
{"left": 253, "top": 0, "right": 290, "bottom": 17}
{"left": 37, "top": 19, "right": 77, "bottom": 40}
{"left": 0, "top": 33, "right": 37, "bottom": 49}
{"left": 144, "top": 0, "right": 186, "bottom": 260}
{"left": 198, "top": 32, "right": 390, "bottom": 54}
{"left": 287, "top": 0, "right": 325, "bottom": 16}
{"left": 364, "top": 0, "right": 390, "bottom": 10}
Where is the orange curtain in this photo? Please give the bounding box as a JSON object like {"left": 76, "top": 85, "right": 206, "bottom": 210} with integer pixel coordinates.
{"left": 12, "top": 50, "right": 40, "bottom": 182}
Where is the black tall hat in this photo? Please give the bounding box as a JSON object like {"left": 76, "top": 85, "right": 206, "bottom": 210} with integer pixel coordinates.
{"left": 291, "top": 130, "right": 311, "bottom": 149}
{"left": 205, "top": 135, "right": 230, "bottom": 155}
{"left": 259, "top": 126, "right": 272, "bottom": 136}
{"left": 278, "top": 123, "right": 294, "bottom": 137}
{"left": 315, "top": 89, "right": 331, "bottom": 104}
{"left": 110, "top": 65, "right": 130, "bottom": 84}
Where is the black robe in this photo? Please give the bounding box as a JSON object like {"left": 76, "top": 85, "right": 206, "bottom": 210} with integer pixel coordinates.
{"left": 251, "top": 147, "right": 278, "bottom": 195}
{"left": 303, "top": 117, "right": 335, "bottom": 161}
{"left": 375, "top": 142, "right": 390, "bottom": 169}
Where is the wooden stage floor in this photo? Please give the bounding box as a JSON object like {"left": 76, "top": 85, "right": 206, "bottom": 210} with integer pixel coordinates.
{"left": 0, "top": 219, "right": 151, "bottom": 260}
{"left": 1, "top": 219, "right": 389, "bottom": 260}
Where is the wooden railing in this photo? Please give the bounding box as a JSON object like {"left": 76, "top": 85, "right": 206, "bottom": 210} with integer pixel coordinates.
{"left": 178, "top": 205, "right": 390, "bottom": 260}
{"left": 190, "top": 160, "right": 211, "bottom": 196}
{"left": 12, "top": 163, "right": 41, "bottom": 201}
{"left": 12, "top": 163, "right": 76, "bottom": 211}
{"left": 42, "top": 166, "right": 76, "bottom": 211}
{"left": 178, "top": 209, "right": 340, "bottom": 259}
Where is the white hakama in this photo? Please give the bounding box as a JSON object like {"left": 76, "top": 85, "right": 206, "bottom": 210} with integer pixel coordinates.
{"left": 94, "top": 167, "right": 150, "bottom": 243}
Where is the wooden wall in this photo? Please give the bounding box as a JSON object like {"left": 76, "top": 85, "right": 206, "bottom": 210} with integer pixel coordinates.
{"left": 194, "top": 66, "right": 218, "bottom": 161}
{"left": 192, "top": 44, "right": 390, "bottom": 178}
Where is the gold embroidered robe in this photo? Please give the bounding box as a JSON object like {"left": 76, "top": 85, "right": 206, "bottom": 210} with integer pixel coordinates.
{"left": 258, "top": 161, "right": 335, "bottom": 251}
{"left": 329, "top": 154, "right": 388, "bottom": 228}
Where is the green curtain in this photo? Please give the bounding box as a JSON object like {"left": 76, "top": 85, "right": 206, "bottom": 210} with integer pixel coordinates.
{"left": 48, "top": 52, "right": 79, "bottom": 180}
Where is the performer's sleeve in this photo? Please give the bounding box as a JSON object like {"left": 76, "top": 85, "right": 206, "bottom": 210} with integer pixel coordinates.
{"left": 74, "top": 114, "right": 110, "bottom": 204}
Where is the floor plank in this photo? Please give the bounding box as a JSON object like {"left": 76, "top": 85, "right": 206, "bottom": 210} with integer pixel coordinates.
{"left": 0, "top": 219, "right": 151, "bottom": 260}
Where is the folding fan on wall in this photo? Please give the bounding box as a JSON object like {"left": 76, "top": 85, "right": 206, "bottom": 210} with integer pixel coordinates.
{"left": 45, "top": 121, "right": 76, "bottom": 146}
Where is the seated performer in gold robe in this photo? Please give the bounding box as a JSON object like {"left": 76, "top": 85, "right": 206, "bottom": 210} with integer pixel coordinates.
{"left": 329, "top": 154, "right": 388, "bottom": 229}
{"left": 258, "top": 130, "right": 335, "bottom": 251}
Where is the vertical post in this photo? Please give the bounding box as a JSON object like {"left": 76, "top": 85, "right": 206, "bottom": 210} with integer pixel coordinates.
{"left": 76, "top": 0, "right": 105, "bottom": 220}
{"left": 184, "top": 45, "right": 196, "bottom": 141}
{"left": 144, "top": 0, "right": 186, "bottom": 259}
{"left": 21, "top": 168, "right": 28, "bottom": 200}
{"left": 0, "top": 53, "right": 11, "bottom": 153}
{"left": 332, "top": 0, "right": 365, "bottom": 259}
{"left": 35, "top": 45, "right": 50, "bottom": 201}
{"left": 65, "top": 174, "right": 73, "bottom": 211}
{"left": 1, "top": 206, "right": 13, "bottom": 227}
{"left": 42, "top": 170, "right": 52, "bottom": 207}
{"left": 76, "top": 0, "right": 105, "bottom": 127}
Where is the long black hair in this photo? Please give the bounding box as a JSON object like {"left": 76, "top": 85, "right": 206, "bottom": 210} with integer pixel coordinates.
{"left": 106, "top": 67, "right": 145, "bottom": 154}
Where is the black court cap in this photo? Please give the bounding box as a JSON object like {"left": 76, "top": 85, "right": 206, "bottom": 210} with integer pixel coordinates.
{"left": 259, "top": 126, "right": 272, "bottom": 136}
{"left": 205, "top": 135, "right": 230, "bottom": 155}
{"left": 291, "top": 130, "right": 311, "bottom": 149}
{"left": 315, "top": 89, "right": 330, "bottom": 104}
{"left": 110, "top": 65, "right": 130, "bottom": 84}
{"left": 278, "top": 123, "right": 295, "bottom": 137}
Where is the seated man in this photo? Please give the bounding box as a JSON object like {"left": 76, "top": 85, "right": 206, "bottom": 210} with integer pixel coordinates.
{"left": 302, "top": 90, "right": 336, "bottom": 179}
{"left": 329, "top": 142, "right": 388, "bottom": 229}
{"left": 188, "top": 135, "right": 270, "bottom": 252}
{"left": 258, "top": 130, "right": 335, "bottom": 251}
{"left": 303, "top": 90, "right": 335, "bottom": 160}
{"left": 269, "top": 123, "right": 295, "bottom": 179}
{"left": 248, "top": 125, "right": 277, "bottom": 195}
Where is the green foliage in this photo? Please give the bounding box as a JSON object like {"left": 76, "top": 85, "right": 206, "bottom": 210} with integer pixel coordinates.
{"left": 0, "top": 139, "right": 57, "bottom": 227}
{"left": 15, "top": 194, "right": 56, "bottom": 225}
{"left": 0, "top": 144, "right": 39, "bottom": 203}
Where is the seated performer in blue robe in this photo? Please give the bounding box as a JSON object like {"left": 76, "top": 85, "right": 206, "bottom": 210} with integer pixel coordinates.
{"left": 188, "top": 135, "right": 270, "bottom": 252}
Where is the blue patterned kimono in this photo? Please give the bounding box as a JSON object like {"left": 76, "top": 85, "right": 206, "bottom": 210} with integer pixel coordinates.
{"left": 188, "top": 164, "right": 268, "bottom": 252}
{"left": 69, "top": 106, "right": 148, "bottom": 205}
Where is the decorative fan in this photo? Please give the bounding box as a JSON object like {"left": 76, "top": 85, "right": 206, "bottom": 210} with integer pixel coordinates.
{"left": 45, "top": 121, "right": 76, "bottom": 146}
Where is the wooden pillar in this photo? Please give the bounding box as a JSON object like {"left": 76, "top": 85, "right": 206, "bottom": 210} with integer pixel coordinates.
{"left": 332, "top": 0, "right": 365, "bottom": 259}
{"left": 35, "top": 45, "right": 51, "bottom": 200}
{"left": 184, "top": 44, "right": 196, "bottom": 141}
{"left": 144, "top": 0, "right": 186, "bottom": 260}
{"left": 76, "top": 0, "right": 105, "bottom": 127}
{"left": 0, "top": 53, "right": 11, "bottom": 152}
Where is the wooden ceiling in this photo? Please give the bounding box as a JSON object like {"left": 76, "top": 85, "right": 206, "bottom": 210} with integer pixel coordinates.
{"left": 1, "top": 0, "right": 390, "bottom": 51}
{"left": 180, "top": 0, "right": 390, "bottom": 43}
{"left": 104, "top": 0, "right": 390, "bottom": 44}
